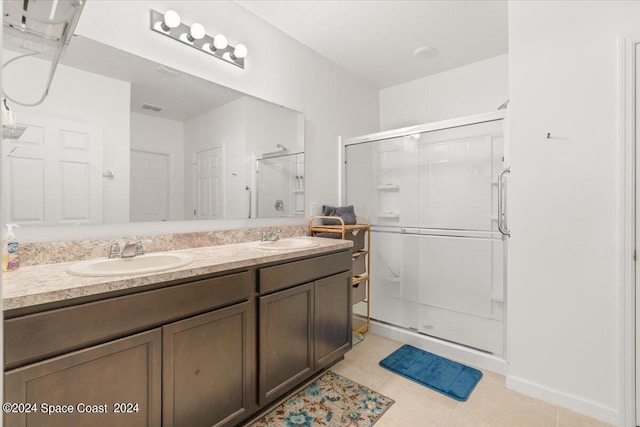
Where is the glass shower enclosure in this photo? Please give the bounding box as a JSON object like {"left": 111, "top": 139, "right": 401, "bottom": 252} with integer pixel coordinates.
{"left": 342, "top": 111, "right": 509, "bottom": 357}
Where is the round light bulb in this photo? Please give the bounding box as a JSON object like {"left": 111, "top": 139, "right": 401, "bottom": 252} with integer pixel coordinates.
{"left": 213, "top": 34, "right": 228, "bottom": 50}
{"left": 222, "top": 52, "right": 233, "bottom": 61}
{"left": 233, "top": 44, "right": 248, "bottom": 59}
{"left": 189, "top": 23, "right": 205, "bottom": 40}
{"left": 163, "top": 10, "right": 181, "bottom": 29}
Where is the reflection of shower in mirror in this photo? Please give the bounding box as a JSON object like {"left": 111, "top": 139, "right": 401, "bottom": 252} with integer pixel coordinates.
{"left": 255, "top": 152, "right": 304, "bottom": 218}
{"left": 261, "top": 144, "right": 289, "bottom": 158}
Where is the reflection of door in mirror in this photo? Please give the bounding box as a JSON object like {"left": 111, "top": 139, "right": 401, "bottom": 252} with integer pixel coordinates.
{"left": 194, "top": 147, "right": 222, "bottom": 219}
{"left": 2, "top": 113, "right": 102, "bottom": 226}
{"left": 130, "top": 150, "right": 169, "bottom": 222}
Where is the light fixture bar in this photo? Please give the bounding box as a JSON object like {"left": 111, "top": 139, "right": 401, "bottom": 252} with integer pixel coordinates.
{"left": 150, "top": 9, "right": 246, "bottom": 69}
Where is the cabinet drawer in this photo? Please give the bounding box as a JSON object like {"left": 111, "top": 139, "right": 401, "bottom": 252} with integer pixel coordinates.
{"left": 5, "top": 271, "right": 252, "bottom": 369}
{"left": 352, "top": 252, "right": 366, "bottom": 276}
{"left": 258, "top": 251, "right": 351, "bottom": 294}
{"left": 353, "top": 279, "right": 367, "bottom": 304}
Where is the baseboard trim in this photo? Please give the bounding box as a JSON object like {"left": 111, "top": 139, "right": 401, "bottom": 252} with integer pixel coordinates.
{"left": 506, "top": 375, "right": 618, "bottom": 425}
{"left": 369, "top": 320, "right": 508, "bottom": 375}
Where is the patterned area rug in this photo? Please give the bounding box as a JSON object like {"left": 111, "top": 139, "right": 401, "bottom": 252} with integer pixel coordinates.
{"left": 248, "top": 371, "right": 394, "bottom": 426}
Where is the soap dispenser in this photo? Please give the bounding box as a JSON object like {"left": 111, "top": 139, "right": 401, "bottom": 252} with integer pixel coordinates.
{"left": 1, "top": 96, "right": 15, "bottom": 127}
{"left": 2, "top": 224, "right": 20, "bottom": 272}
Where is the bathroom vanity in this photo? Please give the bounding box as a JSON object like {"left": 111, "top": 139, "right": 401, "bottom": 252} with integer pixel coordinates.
{"left": 3, "top": 238, "right": 352, "bottom": 427}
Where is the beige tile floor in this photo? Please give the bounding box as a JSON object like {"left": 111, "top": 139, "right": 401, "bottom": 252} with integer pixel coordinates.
{"left": 330, "top": 333, "right": 613, "bottom": 427}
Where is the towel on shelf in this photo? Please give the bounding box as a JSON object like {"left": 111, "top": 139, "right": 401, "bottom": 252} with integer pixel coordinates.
{"left": 321, "top": 205, "right": 357, "bottom": 225}
{"left": 313, "top": 232, "right": 341, "bottom": 239}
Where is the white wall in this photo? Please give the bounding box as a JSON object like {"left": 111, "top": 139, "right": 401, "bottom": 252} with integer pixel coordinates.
{"left": 130, "top": 112, "right": 185, "bottom": 220}
{"left": 379, "top": 54, "right": 508, "bottom": 130}
{"left": 75, "top": 0, "right": 379, "bottom": 225}
{"left": 507, "top": 2, "right": 640, "bottom": 424}
{"left": 245, "top": 96, "right": 302, "bottom": 156}
{"left": 2, "top": 50, "right": 131, "bottom": 223}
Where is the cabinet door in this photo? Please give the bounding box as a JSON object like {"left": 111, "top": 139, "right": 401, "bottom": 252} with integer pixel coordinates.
{"left": 162, "top": 300, "right": 255, "bottom": 427}
{"left": 4, "top": 329, "right": 161, "bottom": 427}
{"left": 315, "top": 271, "right": 353, "bottom": 369}
{"left": 259, "top": 283, "right": 313, "bottom": 405}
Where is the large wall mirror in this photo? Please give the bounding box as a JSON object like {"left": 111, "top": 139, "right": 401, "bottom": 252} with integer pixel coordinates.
{"left": 1, "top": 36, "right": 304, "bottom": 227}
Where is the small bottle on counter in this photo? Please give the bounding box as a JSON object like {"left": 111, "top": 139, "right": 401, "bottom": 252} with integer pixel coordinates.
{"left": 2, "top": 223, "right": 20, "bottom": 272}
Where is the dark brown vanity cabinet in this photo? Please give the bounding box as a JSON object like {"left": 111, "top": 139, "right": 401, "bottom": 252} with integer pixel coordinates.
{"left": 4, "top": 329, "right": 162, "bottom": 427}
{"left": 259, "top": 283, "right": 315, "bottom": 404}
{"left": 314, "top": 272, "right": 353, "bottom": 368}
{"left": 4, "top": 271, "right": 254, "bottom": 427}
{"left": 4, "top": 249, "right": 352, "bottom": 427}
{"left": 258, "top": 252, "right": 352, "bottom": 405}
{"left": 162, "top": 300, "right": 255, "bottom": 427}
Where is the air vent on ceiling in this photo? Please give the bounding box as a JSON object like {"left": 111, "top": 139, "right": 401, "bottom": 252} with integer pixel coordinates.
{"left": 141, "top": 103, "right": 164, "bottom": 112}
{"left": 157, "top": 65, "right": 181, "bottom": 77}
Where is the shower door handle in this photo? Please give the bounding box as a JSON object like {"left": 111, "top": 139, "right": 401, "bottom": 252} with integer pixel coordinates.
{"left": 497, "top": 167, "right": 511, "bottom": 236}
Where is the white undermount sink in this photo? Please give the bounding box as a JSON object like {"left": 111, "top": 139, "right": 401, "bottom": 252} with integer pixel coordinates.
{"left": 254, "top": 238, "right": 319, "bottom": 250}
{"left": 66, "top": 252, "right": 194, "bottom": 277}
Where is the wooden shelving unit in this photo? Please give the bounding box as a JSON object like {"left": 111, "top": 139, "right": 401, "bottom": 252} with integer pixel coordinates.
{"left": 309, "top": 214, "right": 371, "bottom": 335}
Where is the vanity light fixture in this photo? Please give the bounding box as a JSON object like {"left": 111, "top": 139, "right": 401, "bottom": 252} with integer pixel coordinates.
{"left": 181, "top": 22, "right": 206, "bottom": 43}
{"left": 150, "top": 9, "right": 247, "bottom": 69}
{"left": 154, "top": 9, "right": 181, "bottom": 32}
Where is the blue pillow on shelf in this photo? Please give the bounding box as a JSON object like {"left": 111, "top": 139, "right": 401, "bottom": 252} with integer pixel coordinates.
{"left": 321, "top": 205, "right": 357, "bottom": 225}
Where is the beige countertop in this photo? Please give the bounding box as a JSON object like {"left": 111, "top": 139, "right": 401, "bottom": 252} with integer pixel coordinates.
{"left": 2, "top": 237, "right": 352, "bottom": 311}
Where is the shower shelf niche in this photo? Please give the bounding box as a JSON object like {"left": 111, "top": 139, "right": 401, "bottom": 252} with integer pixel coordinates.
{"left": 377, "top": 184, "right": 400, "bottom": 191}
{"left": 377, "top": 212, "right": 400, "bottom": 219}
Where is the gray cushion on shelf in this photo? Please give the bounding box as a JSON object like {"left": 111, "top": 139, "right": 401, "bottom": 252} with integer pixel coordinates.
{"left": 321, "top": 205, "right": 357, "bottom": 225}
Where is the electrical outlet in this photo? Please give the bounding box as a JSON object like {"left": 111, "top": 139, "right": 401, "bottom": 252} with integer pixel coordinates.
{"left": 309, "top": 202, "right": 318, "bottom": 216}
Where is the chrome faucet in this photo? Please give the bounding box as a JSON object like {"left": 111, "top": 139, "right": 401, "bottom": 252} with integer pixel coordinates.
{"left": 106, "top": 240, "right": 148, "bottom": 259}
{"left": 121, "top": 240, "right": 147, "bottom": 258}
{"left": 260, "top": 229, "right": 281, "bottom": 242}
{"left": 121, "top": 241, "right": 138, "bottom": 258}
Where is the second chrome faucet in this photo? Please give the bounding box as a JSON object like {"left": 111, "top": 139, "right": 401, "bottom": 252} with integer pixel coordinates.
{"left": 107, "top": 240, "right": 148, "bottom": 258}
{"left": 259, "top": 229, "right": 281, "bottom": 242}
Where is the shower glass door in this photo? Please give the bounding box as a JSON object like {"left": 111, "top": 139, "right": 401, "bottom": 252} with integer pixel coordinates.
{"left": 345, "top": 118, "right": 506, "bottom": 357}
{"left": 256, "top": 153, "right": 304, "bottom": 218}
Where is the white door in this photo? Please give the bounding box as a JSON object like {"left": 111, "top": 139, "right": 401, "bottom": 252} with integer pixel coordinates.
{"left": 130, "top": 150, "right": 169, "bottom": 222}
{"left": 1, "top": 113, "right": 102, "bottom": 225}
{"left": 194, "top": 147, "right": 222, "bottom": 219}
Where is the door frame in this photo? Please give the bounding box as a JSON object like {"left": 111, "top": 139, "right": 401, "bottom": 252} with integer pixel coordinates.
{"left": 621, "top": 32, "right": 640, "bottom": 427}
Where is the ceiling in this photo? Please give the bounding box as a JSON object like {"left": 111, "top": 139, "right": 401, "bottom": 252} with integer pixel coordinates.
{"left": 235, "top": 0, "right": 508, "bottom": 89}
{"left": 60, "top": 36, "right": 244, "bottom": 121}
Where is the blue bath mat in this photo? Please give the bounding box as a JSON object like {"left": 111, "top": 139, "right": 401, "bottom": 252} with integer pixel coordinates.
{"left": 379, "top": 344, "right": 482, "bottom": 401}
